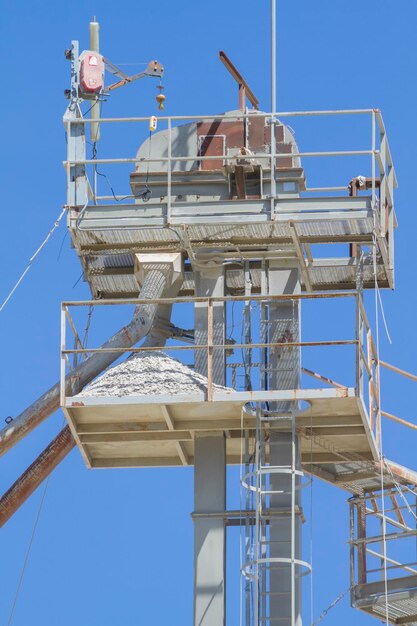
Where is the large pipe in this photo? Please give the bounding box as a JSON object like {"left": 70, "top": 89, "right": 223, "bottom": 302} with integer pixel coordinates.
{"left": 0, "top": 426, "right": 75, "bottom": 527}
{"left": 0, "top": 282, "right": 179, "bottom": 526}
{"left": 0, "top": 263, "right": 174, "bottom": 457}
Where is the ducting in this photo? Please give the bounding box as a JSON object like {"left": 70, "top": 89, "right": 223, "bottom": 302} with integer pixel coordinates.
{"left": 0, "top": 256, "right": 183, "bottom": 456}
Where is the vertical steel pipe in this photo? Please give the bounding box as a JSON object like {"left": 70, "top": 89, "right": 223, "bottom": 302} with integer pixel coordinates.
{"left": 271, "top": 0, "right": 276, "bottom": 114}
{"left": 270, "top": 0, "right": 277, "bottom": 217}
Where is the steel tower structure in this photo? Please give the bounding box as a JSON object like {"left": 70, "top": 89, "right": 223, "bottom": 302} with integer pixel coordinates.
{"left": 3, "top": 11, "right": 417, "bottom": 626}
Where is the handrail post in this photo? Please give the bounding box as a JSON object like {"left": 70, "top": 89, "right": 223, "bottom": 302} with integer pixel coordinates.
{"left": 367, "top": 329, "right": 374, "bottom": 432}
{"left": 356, "top": 293, "right": 362, "bottom": 397}
{"left": 350, "top": 500, "right": 356, "bottom": 593}
{"left": 207, "top": 298, "right": 213, "bottom": 401}
{"left": 167, "top": 117, "right": 172, "bottom": 224}
{"left": 380, "top": 130, "right": 387, "bottom": 237}
{"left": 60, "top": 304, "right": 67, "bottom": 408}
{"left": 358, "top": 499, "right": 367, "bottom": 584}
{"left": 375, "top": 350, "right": 381, "bottom": 448}
{"left": 372, "top": 110, "right": 376, "bottom": 212}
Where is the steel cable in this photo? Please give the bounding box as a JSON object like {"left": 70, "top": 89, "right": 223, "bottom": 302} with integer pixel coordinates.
{"left": 0, "top": 207, "right": 66, "bottom": 312}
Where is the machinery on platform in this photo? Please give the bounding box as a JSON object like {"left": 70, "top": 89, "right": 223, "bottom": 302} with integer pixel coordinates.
{"left": 2, "top": 10, "right": 417, "bottom": 626}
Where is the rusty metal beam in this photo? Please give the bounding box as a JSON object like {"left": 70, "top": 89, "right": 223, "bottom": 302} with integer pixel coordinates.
{"left": 382, "top": 410, "right": 417, "bottom": 432}
{"left": 380, "top": 360, "right": 417, "bottom": 382}
{"left": 0, "top": 426, "right": 75, "bottom": 527}
{"left": 219, "top": 51, "right": 259, "bottom": 109}
{"left": 381, "top": 460, "right": 417, "bottom": 488}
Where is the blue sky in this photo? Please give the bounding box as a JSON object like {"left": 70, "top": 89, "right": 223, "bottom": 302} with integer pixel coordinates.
{"left": 1, "top": 0, "right": 417, "bottom": 624}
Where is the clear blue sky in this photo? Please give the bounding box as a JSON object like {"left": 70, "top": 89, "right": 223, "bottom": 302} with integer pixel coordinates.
{"left": 1, "top": 1, "right": 417, "bottom": 624}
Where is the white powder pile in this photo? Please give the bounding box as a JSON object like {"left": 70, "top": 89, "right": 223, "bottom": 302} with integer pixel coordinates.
{"left": 77, "top": 350, "right": 232, "bottom": 398}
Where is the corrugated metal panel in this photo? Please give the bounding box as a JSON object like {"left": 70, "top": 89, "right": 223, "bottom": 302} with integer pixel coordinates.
{"left": 74, "top": 227, "right": 179, "bottom": 248}
{"left": 309, "top": 264, "right": 387, "bottom": 287}
{"left": 84, "top": 260, "right": 388, "bottom": 298}
{"left": 71, "top": 217, "right": 374, "bottom": 250}
{"left": 86, "top": 252, "right": 134, "bottom": 269}
{"left": 372, "top": 595, "right": 417, "bottom": 625}
{"left": 89, "top": 274, "right": 138, "bottom": 296}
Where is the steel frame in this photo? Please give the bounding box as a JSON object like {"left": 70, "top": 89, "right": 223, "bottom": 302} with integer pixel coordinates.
{"left": 350, "top": 488, "right": 417, "bottom": 625}
{"left": 61, "top": 291, "right": 381, "bottom": 449}
{"left": 64, "top": 108, "right": 397, "bottom": 294}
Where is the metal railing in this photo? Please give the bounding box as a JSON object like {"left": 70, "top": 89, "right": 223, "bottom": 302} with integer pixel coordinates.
{"left": 60, "top": 291, "right": 382, "bottom": 436}
{"left": 350, "top": 488, "right": 417, "bottom": 588}
{"left": 357, "top": 294, "right": 381, "bottom": 443}
{"left": 64, "top": 109, "right": 396, "bottom": 246}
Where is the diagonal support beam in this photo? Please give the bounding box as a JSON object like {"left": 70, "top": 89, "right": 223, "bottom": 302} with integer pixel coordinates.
{"left": 0, "top": 426, "right": 75, "bottom": 527}
{"left": 219, "top": 50, "right": 259, "bottom": 110}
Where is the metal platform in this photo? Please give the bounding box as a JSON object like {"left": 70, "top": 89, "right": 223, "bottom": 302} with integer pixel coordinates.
{"left": 65, "top": 109, "right": 397, "bottom": 299}
{"left": 60, "top": 290, "right": 401, "bottom": 491}
{"left": 62, "top": 387, "right": 371, "bottom": 471}
{"left": 350, "top": 485, "right": 417, "bottom": 626}
{"left": 353, "top": 576, "right": 417, "bottom": 625}
{"left": 69, "top": 196, "right": 393, "bottom": 296}
{"left": 75, "top": 254, "right": 389, "bottom": 299}
{"left": 63, "top": 386, "right": 417, "bottom": 503}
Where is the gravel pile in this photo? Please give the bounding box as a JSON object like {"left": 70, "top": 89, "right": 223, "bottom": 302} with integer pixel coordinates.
{"left": 77, "top": 350, "right": 232, "bottom": 398}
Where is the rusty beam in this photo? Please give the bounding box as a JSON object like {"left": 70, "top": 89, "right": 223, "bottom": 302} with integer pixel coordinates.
{"left": 357, "top": 499, "right": 367, "bottom": 584}
{"left": 381, "top": 459, "right": 417, "bottom": 489}
{"left": 219, "top": 51, "right": 259, "bottom": 110}
{"left": 390, "top": 490, "right": 406, "bottom": 526}
{"left": 0, "top": 426, "right": 75, "bottom": 527}
{"left": 380, "top": 360, "right": 417, "bottom": 383}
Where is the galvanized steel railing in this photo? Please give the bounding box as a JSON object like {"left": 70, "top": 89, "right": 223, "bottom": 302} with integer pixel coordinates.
{"left": 60, "top": 291, "right": 382, "bottom": 441}
{"left": 63, "top": 109, "right": 397, "bottom": 246}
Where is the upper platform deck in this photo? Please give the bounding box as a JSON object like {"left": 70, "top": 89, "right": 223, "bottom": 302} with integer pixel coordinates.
{"left": 64, "top": 108, "right": 397, "bottom": 297}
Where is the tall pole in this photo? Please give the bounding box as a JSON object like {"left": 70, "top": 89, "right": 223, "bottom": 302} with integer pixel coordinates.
{"left": 270, "top": 0, "right": 277, "bottom": 210}
{"left": 271, "top": 0, "right": 276, "bottom": 114}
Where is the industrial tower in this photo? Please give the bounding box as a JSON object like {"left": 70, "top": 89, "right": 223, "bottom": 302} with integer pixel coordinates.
{"left": 2, "top": 12, "right": 417, "bottom": 626}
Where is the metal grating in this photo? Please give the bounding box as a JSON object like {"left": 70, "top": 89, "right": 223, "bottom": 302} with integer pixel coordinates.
{"left": 364, "top": 592, "right": 417, "bottom": 625}
{"left": 70, "top": 217, "right": 376, "bottom": 250}
{"left": 83, "top": 260, "right": 388, "bottom": 298}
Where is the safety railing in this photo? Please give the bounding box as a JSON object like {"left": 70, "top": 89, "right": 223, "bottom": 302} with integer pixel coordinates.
{"left": 64, "top": 109, "right": 396, "bottom": 247}
{"left": 356, "top": 294, "right": 381, "bottom": 443}
{"left": 60, "top": 292, "right": 382, "bottom": 436}
{"left": 350, "top": 487, "right": 417, "bottom": 589}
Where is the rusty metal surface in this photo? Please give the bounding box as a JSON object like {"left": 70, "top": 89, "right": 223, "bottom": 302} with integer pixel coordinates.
{"left": 218, "top": 51, "right": 259, "bottom": 110}
{"left": 0, "top": 426, "right": 75, "bottom": 527}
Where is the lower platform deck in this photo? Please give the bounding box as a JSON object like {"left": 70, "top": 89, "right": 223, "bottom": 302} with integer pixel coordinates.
{"left": 353, "top": 575, "right": 417, "bottom": 625}
{"left": 62, "top": 386, "right": 410, "bottom": 496}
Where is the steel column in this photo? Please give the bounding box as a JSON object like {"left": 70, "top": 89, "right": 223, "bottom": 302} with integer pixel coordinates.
{"left": 268, "top": 262, "right": 302, "bottom": 626}
{"left": 194, "top": 265, "right": 225, "bottom": 386}
{"left": 193, "top": 264, "right": 226, "bottom": 625}
{"left": 193, "top": 433, "right": 226, "bottom": 626}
